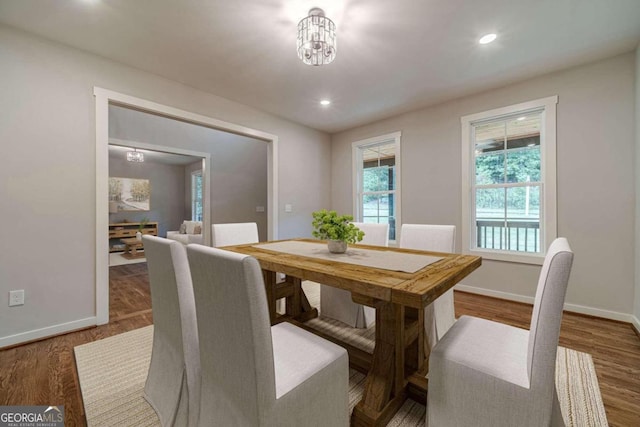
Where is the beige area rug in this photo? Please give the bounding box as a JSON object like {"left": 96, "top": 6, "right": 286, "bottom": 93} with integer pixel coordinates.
{"left": 109, "top": 252, "right": 146, "bottom": 267}
{"left": 75, "top": 325, "right": 608, "bottom": 426}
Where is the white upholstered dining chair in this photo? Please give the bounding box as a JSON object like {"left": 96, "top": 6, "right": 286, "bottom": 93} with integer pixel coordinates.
{"left": 211, "top": 222, "right": 259, "bottom": 247}
{"left": 211, "top": 221, "right": 287, "bottom": 313}
{"left": 320, "top": 222, "right": 389, "bottom": 327}
{"left": 399, "top": 224, "right": 456, "bottom": 348}
{"left": 427, "top": 237, "right": 573, "bottom": 427}
{"left": 142, "top": 236, "right": 200, "bottom": 427}
{"left": 187, "top": 244, "right": 349, "bottom": 426}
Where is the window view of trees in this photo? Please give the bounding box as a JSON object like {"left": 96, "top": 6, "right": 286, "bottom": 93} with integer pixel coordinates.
{"left": 363, "top": 165, "right": 394, "bottom": 200}
{"left": 362, "top": 164, "right": 396, "bottom": 238}
{"left": 473, "top": 113, "right": 542, "bottom": 252}
{"left": 192, "top": 172, "right": 203, "bottom": 221}
{"left": 475, "top": 142, "right": 540, "bottom": 218}
{"left": 463, "top": 97, "right": 556, "bottom": 260}
{"left": 359, "top": 141, "right": 397, "bottom": 240}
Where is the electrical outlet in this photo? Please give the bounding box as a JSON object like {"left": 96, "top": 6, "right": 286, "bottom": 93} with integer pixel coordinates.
{"left": 285, "top": 204, "right": 293, "bottom": 213}
{"left": 256, "top": 206, "right": 265, "bottom": 213}
{"left": 9, "top": 290, "right": 24, "bottom": 307}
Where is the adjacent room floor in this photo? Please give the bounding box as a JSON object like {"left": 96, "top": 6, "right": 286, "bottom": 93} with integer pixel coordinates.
{"left": 109, "top": 252, "right": 146, "bottom": 267}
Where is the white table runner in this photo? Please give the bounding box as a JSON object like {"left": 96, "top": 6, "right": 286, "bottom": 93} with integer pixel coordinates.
{"left": 253, "top": 241, "right": 443, "bottom": 273}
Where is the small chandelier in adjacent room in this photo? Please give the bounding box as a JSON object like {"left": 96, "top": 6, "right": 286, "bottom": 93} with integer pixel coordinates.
{"left": 126, "top": 149, "right": 144, "bottom": 163}
{"left": 297, "top": 7, "right": 336, "bottom": 66}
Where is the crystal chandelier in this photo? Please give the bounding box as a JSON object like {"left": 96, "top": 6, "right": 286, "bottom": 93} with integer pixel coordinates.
{"left": 126, "top": 149, "right": 144, "bottom": 162}
{"left": 297, "top": 8, "right": 336, "bottom": 66}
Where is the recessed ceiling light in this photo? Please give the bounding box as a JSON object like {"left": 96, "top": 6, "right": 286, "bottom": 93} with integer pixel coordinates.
{"left": 517, "top": 116, "right": 526, "bottom": 121}
{"left": 320, "top": 100, "right": 331, "bottom": 106}
{"left": 479, "top": 33, "right": 497, "bottom": 44}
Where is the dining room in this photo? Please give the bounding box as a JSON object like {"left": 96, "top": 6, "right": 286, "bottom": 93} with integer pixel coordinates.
{"left": 1, "top": 1, "right": 639, "bottom": 426}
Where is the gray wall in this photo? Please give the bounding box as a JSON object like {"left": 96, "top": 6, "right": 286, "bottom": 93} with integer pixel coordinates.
{"left": 109, "top": 105, "right": 269, "bottom": 240}
{"left": 331, "top": 52, "right": 636, "bottom": 319}
{"left": 108, "top": 156, "right": 185, "bottom": 237}
{"left": 0, "top": 24, "right": 330, "bottom": 345}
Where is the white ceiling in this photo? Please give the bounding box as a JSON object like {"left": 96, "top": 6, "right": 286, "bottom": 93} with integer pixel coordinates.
{"left": 1, "top": 0, "right": 639, "bottom": 133}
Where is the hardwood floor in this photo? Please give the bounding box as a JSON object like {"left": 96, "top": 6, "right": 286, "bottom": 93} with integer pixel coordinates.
{"left": 0, "top": 263, "right": 153, "bottom": 427}
{"left": 0, "top": 264, "right": 638, "bottom": 426}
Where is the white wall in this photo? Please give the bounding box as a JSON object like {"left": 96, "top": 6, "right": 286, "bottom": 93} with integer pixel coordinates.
{"left": 0, "top": 25, "right": 330, "bottom": 346}
{"left": 634, "top": 44, "right": 640, "bottom": 332}
{"left": 331, "top": 52, "right": 636, "bottom": 320}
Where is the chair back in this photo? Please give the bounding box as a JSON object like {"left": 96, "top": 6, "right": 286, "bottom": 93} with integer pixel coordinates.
{"left": 211, "top": 222, "right": 259, "bottom": 247}
{"left": 400, "top": 224, "right": 456, "bottom": 344}
{"left": 527, "top": 238, "right": 574, "bottom": 390}
{"left": 142, "top": 236, "right": 200, "bottom": 426}
{"left": 351, "top": 222, "right": 389, "bottom": 246}
{"left": 187, "top": 244, "right": 276, "bottom": 426}
{"left": 399, "top": 224, "right": 456, "bottom": 252}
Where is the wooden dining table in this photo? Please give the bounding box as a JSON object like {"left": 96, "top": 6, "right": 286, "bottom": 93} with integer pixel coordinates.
{"left": 224, "top": 238, "right": 481, "bottom": 427}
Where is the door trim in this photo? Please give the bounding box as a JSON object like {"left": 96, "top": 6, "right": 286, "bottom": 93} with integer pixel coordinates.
{"left": 95, "top": 87, "right": 279, "bottom": 325}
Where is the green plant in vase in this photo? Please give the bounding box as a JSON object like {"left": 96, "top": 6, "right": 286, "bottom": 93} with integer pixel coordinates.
{"left": 312, "top": 209, "right": 364, "bottom": 253}
{"left": 136, "top": 217, "right": 149, "bottom": 240}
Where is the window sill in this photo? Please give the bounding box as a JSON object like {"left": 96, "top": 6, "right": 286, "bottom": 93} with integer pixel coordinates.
{"left": 465, "top": 248, "right": 545, "bottom": 265}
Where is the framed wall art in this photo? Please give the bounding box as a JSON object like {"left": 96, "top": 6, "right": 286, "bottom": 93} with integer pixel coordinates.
{"left": 108, "top": 177, "right": 150, "bottom": 212}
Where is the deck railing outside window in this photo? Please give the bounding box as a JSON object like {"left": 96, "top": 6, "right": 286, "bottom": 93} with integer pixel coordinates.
{"left": 476, "top": 219, "right": 539, "bottom": 253}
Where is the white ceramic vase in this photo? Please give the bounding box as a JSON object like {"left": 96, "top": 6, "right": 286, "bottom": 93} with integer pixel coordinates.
{"left": 136, "top": 231, "right": 142, "bottom": 241}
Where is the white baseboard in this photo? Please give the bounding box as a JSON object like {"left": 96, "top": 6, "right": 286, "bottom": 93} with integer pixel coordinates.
{"left": 455, "top": 284, "right": 533, "bottom": 305}
{"left": 455, "top": 284, "right": 634, "bottom": 323}
{"left": 0, "top": 317, "right": 96, "bottom": 349}
{"left": 632, "top": 316, "right": 640, "bottom": 336}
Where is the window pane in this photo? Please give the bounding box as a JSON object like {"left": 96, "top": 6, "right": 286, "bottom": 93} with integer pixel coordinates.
{"left": 363, "top": 193, "right": 396, "bottom": 240}
{"left": 506, "top": 186, "right": 540, "bottom": 252}
{"left": 506, "top": 146, "right": 540, "bottom": 183}
{"left": 363, "top": 165, "right": 395, "bottom": 192}
{"left": 475, "top": 121, "right": 505, "bottom": 153}
{"left": 475, "top": 152, "right": 505, "bottom": 184}
{"left": 362, "top": 143, "right": 395, "bottom": 163}
{"left": 475, "top": 188, "right": 505, "bottom": 250}
{"left": 506, "top": 113, "right": 541, "bottom": 183}
{"left": 192, "top": 173, "right": 203, "bottom": 221}
{"left": 357, "top": 137, "right": 399, "bottom": 241}
{"left": 506, "top": 113, "right": 541, "bottom": 141}
{"left": 475, "top": 121, "right": 505, "bottom": 185}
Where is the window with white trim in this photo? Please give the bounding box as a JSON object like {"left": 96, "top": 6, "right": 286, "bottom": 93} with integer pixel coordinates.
{"left": 191, "top": 170, "right": 203, "bottom": 221}
{"left": 461, "top": 96, "right": 557, "bottom": 264}
{"left": 352, "top": 132, "right": 401, "bottom": 242}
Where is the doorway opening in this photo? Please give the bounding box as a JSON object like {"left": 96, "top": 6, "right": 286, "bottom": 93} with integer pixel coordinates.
{"left": 95, "top": 88, "right": 279, "bottom": 325}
